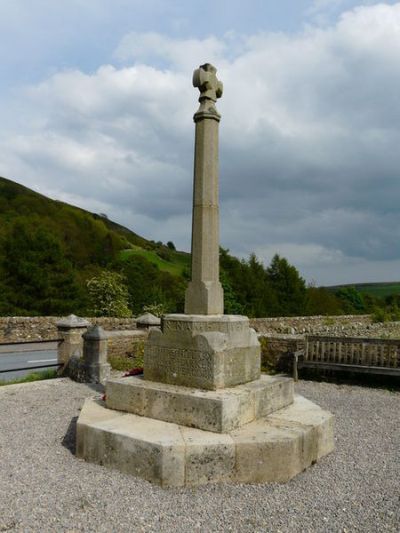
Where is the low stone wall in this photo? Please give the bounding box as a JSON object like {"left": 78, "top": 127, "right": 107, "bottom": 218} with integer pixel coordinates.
{"left": 106, "top": 330, "right": 148, "bottom": 358}
{"left": 1, "top": 314, "right": 400, "bottom": 344}
{"left": 0, "top": 317, "right": 137, "bottom": 343}
{"left": 250, "top": 315, "right": 400, "bottom": 338}
{"left": 1, "top": 315, "right": 400, "bottom": 375}
{"left": 259, "top": 335, "right": 305, "bottom": 374}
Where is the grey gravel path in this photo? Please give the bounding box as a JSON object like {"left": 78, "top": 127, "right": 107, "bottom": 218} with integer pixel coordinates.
{"left": 0, "top": 377, "right": 399, "bottom": 533}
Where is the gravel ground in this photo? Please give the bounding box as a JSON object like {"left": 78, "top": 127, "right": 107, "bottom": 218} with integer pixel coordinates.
{"left": 0, "top": 377, "right": 399, "bottom": 533}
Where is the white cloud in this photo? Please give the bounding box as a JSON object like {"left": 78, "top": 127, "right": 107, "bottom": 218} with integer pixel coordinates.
{"left": 114, "top": 32, "right": 229, "bottom": 71}
{"left": 1, "top": 2, "right": 400, "bottom": 285}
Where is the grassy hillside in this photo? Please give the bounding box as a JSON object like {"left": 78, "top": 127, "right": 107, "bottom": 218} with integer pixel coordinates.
{"left": 327, "top": 282, "right": 400, "bottom": 300}
{"left": 0, "top": 176, "right": 189, "bottom": 315}
{"left": 118, "top": 246, "right": 190, "bottom": 276}
{"left": 2, "top": 176, "right": 395, "bottom": 319}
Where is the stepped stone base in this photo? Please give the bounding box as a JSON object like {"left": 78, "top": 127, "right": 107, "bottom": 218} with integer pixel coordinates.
{"left": 76, "top": 394, "right": 334, "bottom": 488}
{"left": 106, "top": 374, "right": 293, "bottom": 433}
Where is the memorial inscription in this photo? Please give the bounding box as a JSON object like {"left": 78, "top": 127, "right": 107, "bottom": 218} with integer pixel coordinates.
{"left": 145, "top": 345, "right": 214, "bottom": 379}
{"left": 162, "top": 319, "right": 246, "bottom": 334}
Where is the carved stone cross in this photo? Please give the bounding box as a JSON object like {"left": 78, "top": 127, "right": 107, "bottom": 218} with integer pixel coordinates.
{"left": 193, "top": 63, "right": 223, "bottom": 103}
{"left": 185, "top": 64, "right": 224, "bottom": 315}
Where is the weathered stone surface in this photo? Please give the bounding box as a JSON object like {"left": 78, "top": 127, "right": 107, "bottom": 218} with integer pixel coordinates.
{"left": 136, "top": 313, "right": 161, "bottom": 329}
{"left": 144, "top": 314, "right": 261, "bottom": 390}
{"left": 2, "top": 314, "right": 399, "bottom": 344}
{"left": 268, "top": 394, "right": 335, "bottom": 461}
{"left": 106, "top": 374, "right": 293, "bottom": 433}
{"left": 76, "top": 394, "right": 334, "bottom": 487}
{"left": 184, "top": 63, "right": 224, "bottom": 315}
{"left": 181, "top": 427, "right": 234, "bottom": 485}
{"left": 77, "top": 399, "right": 185, "bottom": 488}
{"left": 56, "top": 314, "right": 91, "bottom": 330}
{"left": 232, "top": 395, "right": 334, "bottom": 483}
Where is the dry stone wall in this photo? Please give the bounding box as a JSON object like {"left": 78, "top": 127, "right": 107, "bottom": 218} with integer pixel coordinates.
{"left": 250, "top": 315, "right": 400, "bottom": 338}
{"left": 1, "top": 315, "right": 400, "bottom": 375}
{"left": 258, "top": 335, "right": 305, "bottom": 374}
{"left": 1, "top": 315, "right": 400, "bottom": 344}
{"left": 107, "top": 330, "right": 147, "bottom": 359}
{"left": 0, "top": 317, "right": 137, "bottom": 343}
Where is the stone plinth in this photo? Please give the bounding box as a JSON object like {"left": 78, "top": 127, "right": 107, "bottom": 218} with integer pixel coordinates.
{"left": 76, "top": 395, "right": 334, "bottom": 488}
{"left": 144, "top": 314, "right": 261, "bottom": 390}
{"left": 106, "top": 374, "right": 293, "bottom": 433}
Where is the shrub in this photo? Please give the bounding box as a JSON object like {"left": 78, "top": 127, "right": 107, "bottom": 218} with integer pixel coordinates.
{"left": 87, "top": 271, "right": 132, "bottom": 317}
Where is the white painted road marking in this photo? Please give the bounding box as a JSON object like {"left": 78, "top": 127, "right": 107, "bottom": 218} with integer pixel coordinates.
{"left": 27, "top": 359, "right": 58, "bottom": 363}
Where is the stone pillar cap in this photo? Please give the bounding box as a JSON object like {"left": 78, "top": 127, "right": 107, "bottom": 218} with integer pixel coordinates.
{"left": 83, "top": 325, "right": 109, "bottom": 340}
{"left": 56, "top": 314, "right": 91, "bottom": 329}
{"left": 136, "top": 313, "right": 161, "bottom": 326}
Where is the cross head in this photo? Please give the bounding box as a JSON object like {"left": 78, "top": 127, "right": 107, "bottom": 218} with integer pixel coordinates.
{"left": 192, "top": 63, "right": 223, "bottom": 103}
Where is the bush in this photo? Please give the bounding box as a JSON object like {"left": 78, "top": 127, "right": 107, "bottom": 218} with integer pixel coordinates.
{"left": 87, "top": 271, "right": 132, "bottom": 317}
{"left": 372, "top": 305, "right": 400, "bottom": 323}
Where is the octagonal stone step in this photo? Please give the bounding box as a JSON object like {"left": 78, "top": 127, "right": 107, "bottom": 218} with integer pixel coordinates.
{"left": 76, "top": 395, "right": 334, "bottom": 488}
{"left": 105, "top": 374, "right": 294, "bottom": 433}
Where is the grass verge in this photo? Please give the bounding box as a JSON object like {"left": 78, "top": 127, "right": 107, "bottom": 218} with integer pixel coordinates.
{"left": 0, "top": 368, "right": 58, "bottom": 387}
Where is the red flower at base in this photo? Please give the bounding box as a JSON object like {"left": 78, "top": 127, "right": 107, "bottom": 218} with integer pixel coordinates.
{"left": 123, "top": 367, "right": 144, "bottom": 377}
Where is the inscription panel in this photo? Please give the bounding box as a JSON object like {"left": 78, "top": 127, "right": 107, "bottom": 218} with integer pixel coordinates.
{"left": 145, "top": 344, "right": 214, "bottom": 379}
{"left": 162, "top": 319, "right": 247, "bottom": 335}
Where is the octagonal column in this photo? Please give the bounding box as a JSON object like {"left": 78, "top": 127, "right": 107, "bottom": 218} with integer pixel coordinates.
{"left": 185, "top": 63, "right": 224, "bottom": 315}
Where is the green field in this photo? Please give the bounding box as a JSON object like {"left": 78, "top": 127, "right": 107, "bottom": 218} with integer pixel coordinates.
{"left": 119, "top": 246, "right": 190, "bottom": 277}
{"left": 328, "top": 282, "right": 400, "bottom": 299}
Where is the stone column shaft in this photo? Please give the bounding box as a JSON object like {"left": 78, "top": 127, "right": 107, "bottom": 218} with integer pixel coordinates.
{"left": 185, "top": 63, "right": 224, "bottom": 315}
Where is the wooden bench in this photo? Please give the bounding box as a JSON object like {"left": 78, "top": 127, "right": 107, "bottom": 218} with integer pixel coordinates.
{"left": 294, "top": 335, "right": 400, "bottom": 379}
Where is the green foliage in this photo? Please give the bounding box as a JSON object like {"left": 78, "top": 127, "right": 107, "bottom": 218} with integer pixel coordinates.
{"left": 220, "top": 249, "right": 306, "bottom": 318}
{"left": 1, "top": 218, "right": 85, "bottom": 315}
{"left": 331, "top": 282, "right": 400, "bottom": 300}
{"left": 306, "top": 286, "right": 344, "bottom": 315}
{"left": 108, "top": 340, "right": 144, "bottom": 370}
{"left": 220, "top": 271, "right": 244, "bottom": 315}
{"left": 267, "top": 254, "right": 306, "bottom": 316}
{"left": 118, "top": 246, "right": 190, "bottom": 276}
{"left": 117, "top": 255, "right": 185, "bottom": 315}
{"left": 87, "top": 271, "right": 132, "bottom": 317}
{"left": 143, "top": 303, "right": 166, "bottom": 317}
{"left": 335, "top": 286, "right": 366, "bottom": 313}
{"left": 371, "top": 305, "right": 400, "bottom": 323}
{"left": 0, "top": 368, "right": 57, "bottom": 387}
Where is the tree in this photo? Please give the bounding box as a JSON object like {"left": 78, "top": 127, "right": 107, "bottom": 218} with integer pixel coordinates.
{"left": 87, "top": 271, "right": 132, "bottom": 317}
{"left": 116, "top": 255, "right": 185, "bottom": 315}
{"left": 335, "top": 286, "right": 365, "bottom": 313}
{"left": 266, "top": 254, "right": 306, "bottom": 316}
{"left": 305, "top": 286, "right": 344, "bottom": 315}
{"left": 2, "top": 219, "right": 85, "bottom": 315}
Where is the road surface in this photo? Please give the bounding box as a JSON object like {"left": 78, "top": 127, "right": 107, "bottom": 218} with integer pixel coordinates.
{"left": 0, "top": 341, "right": 59, "bottom": 381}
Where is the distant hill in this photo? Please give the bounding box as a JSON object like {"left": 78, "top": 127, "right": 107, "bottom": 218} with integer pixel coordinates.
{"left": 325, "top": 282, "right": 400, "bottom": 300}
{"left": 0, "top": 176, "right": 189, "bottom": 315}
{"left": 3, "top": 176, "right": 393, "bottom": 319}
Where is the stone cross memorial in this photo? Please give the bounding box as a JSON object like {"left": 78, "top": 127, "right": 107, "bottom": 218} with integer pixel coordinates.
{"left": 76, "top": 64, "right": 334, "bottom": 488}
{"left": 185, "top": 63, "right": 224, "bottom": 315}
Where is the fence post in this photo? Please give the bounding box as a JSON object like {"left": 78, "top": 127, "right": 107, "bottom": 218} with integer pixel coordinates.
{"left": 82, "top": 325, "right": 111, "bottom": 385}
{"left": 56, "top": 315, "right": 91, "bottom": 374}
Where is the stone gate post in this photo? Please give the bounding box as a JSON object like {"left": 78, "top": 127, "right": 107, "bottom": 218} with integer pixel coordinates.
{"left": 56, "top": 314, "right": 91, "bottom": 374}
{"left": 82, "top": 325, "right": 110, "bottom": 385}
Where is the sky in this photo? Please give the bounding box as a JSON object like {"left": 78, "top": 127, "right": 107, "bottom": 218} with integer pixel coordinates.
{"left": 0, "top": 0, "right": 399, "bottom": 286}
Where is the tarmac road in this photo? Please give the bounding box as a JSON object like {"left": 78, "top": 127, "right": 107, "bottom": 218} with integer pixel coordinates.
{"left": 0, "top": 341, "right": 58, "bottom": 381}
